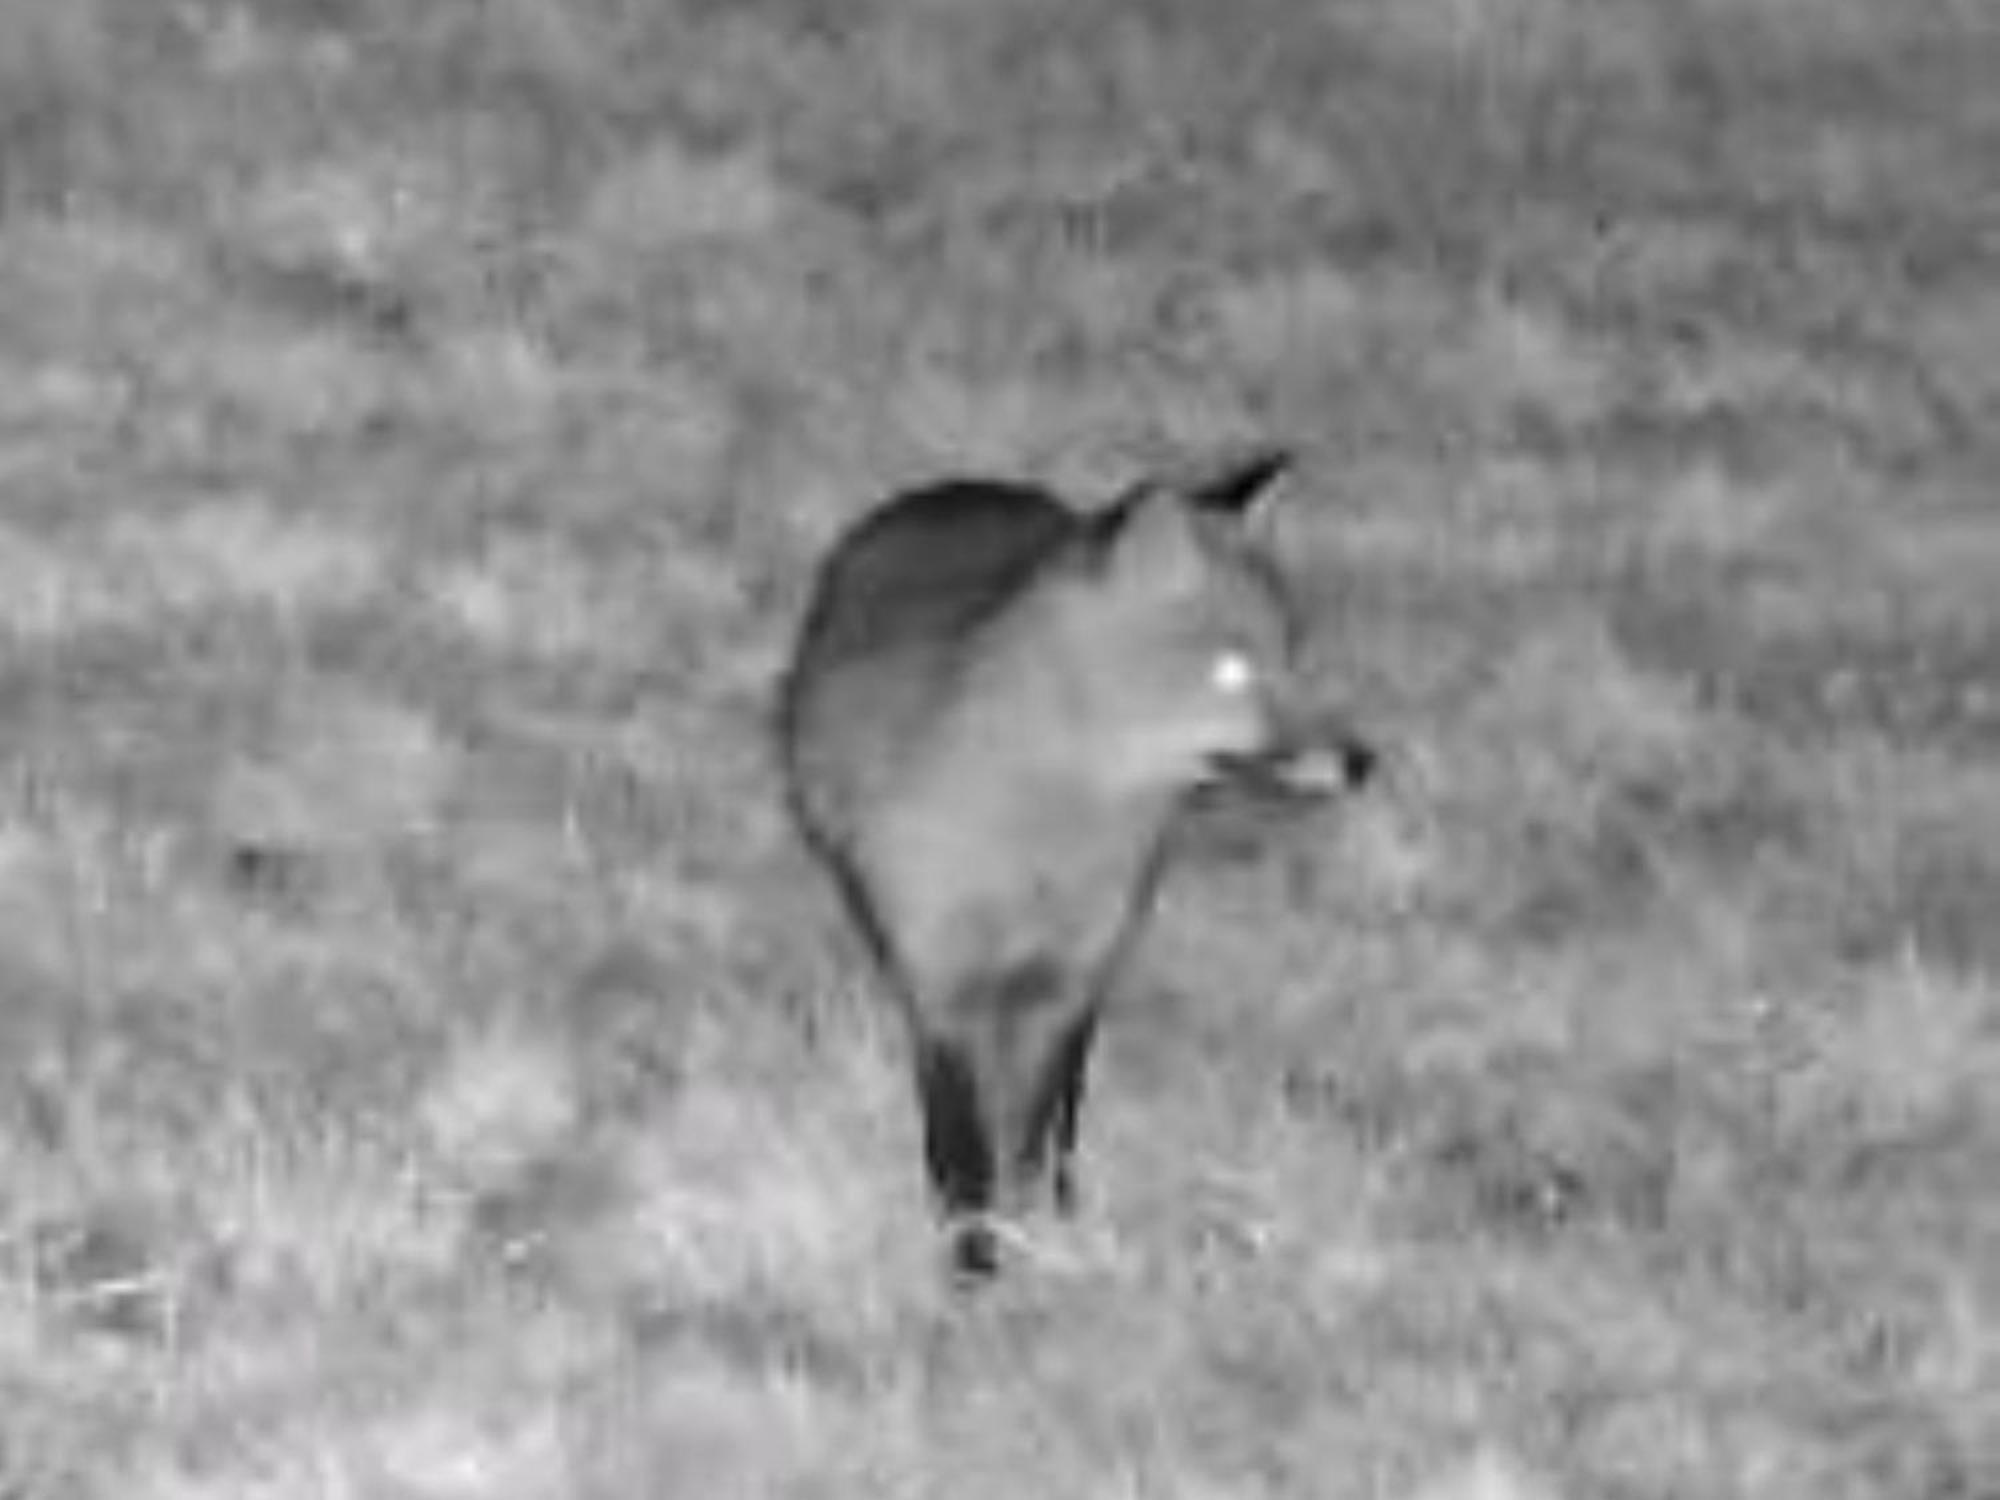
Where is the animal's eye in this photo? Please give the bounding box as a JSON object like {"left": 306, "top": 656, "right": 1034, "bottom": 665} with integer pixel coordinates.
{"left": 1208, "top": 649, "right": 1258, "bottom": 694}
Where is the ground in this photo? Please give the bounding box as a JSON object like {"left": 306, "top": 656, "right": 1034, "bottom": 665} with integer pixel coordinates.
{"left": 0, "top": 1, "right": 1995, "bottom": 1496}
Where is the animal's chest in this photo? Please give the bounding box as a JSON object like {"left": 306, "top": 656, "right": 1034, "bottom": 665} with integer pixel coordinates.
{"left": 873, "top": 769, "right": 1171, "bottom": 989}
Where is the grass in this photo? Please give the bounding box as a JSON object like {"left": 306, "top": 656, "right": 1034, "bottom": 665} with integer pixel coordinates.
{"left": 0, "top": 0, "right": 1995, "bottom": 1494}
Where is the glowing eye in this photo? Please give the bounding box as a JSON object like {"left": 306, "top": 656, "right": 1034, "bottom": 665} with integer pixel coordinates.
{"left": 1209, "top": 650, "right": 1258, "bottom": 694}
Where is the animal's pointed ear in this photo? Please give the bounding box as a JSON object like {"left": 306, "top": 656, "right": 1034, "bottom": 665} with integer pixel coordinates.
{"left": 1105, "top": 484, "right": 1207, "bottom": 596}
{"left": 1182, "top": 446, "right": 1293, "bottom": 519}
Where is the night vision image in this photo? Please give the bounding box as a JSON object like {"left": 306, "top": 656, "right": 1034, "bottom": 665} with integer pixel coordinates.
{"left": 0, "top": 2, "right": 1993, "bottom": 1495}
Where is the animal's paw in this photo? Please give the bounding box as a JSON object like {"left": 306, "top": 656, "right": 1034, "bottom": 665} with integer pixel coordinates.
{"left": 944, "top": 1213, "right": 1124, "bottom": 1285}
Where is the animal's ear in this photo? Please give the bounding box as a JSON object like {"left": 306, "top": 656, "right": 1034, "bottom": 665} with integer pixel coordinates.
{"left": 1182, "top": 446, "right": 1293, "bottom": 520}
{"left": 1105, "top": 484, "right": 1208, "bottom": 596}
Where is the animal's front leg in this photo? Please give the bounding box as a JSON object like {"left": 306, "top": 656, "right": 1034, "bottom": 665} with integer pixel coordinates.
{"left": 1039, "top": 1008, "right": 1101, "bottom": 1216}
{"left": 918, "top": 958, "right": 1087, "bottom": 1277}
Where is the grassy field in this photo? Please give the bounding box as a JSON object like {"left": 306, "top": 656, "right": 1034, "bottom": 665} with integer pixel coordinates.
{"left": 0, "top": 0, "right": 1995, "bottom": 1495}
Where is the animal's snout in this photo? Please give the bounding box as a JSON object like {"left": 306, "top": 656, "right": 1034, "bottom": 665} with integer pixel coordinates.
{"left": 1265, "top": 734, "right": 1376, "bottom": 796}
{"left": 1265, "top": 731, "right": 1377, "bottom": 798}
{"left": 1207, "top": 720, "right": 1377, "bottom": 802}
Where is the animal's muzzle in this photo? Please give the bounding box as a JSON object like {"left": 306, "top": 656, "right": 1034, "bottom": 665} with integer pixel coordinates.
{"left": 1208, "top": 727, "right": 1376, "bottom": 801}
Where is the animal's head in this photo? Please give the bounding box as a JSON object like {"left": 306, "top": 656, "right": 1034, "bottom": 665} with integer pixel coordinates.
{"left": 1067, "top": 449, "right": 1376, "bottom": 802}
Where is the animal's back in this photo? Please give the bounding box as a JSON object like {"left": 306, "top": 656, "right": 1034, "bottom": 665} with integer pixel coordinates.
{"left": 778, "top": 480, "right": 1080, "bottom": 852}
